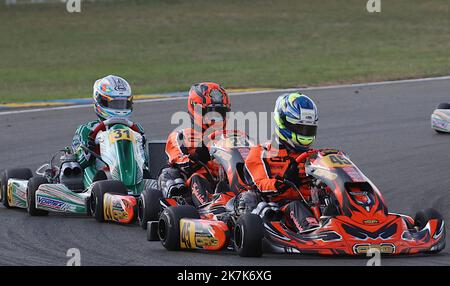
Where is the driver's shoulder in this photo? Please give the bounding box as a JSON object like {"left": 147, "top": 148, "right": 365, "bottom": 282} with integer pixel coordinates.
{"left": 78, "top": 120, "right": 100, "bottom": 129}
{"left": 74, "top": 120, "right": 100, "bottom": 136}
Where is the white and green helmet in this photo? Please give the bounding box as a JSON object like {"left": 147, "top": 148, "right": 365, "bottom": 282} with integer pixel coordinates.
{"left": 274, "top": 92, "right": 318, "bottom": 152}
{"left": 93, "top": 75, "right": 133, "bottom": 120}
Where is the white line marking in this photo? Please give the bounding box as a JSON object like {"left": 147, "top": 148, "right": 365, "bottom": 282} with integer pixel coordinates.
{"left": 232, "top": 75, "right": 450, "bottom": 95}
{"left": 1, "top": 75, "right": 449, "bottom": 116}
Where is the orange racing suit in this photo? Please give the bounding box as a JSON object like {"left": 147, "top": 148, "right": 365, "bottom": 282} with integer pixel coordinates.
{"left": 165, "top": 127, "right": 219, "bottom": 207}
{"left": 244, "top": 141, "right": 319, "bottom": 232}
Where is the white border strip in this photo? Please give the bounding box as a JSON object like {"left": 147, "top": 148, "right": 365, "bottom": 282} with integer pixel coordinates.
{"left": 231, "top": 75, "right": 450, "bottom": 95}
{"left": 1, "top": 75, "right": 449, "bottom": 116}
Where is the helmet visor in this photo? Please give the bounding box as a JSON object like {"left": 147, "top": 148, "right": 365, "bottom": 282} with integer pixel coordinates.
{"left": 285, "top": 121, "right": 317, "bottom": 137}
{"left": 98, "top": 95, "right": 132, "bottom": 110}
{"left": 204, "top": 105, "right": 230, "bottom": 119}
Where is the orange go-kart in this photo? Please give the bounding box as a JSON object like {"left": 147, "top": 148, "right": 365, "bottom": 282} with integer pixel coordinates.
{"left": 150, "top": 144, "right": 445, "bottom": 257}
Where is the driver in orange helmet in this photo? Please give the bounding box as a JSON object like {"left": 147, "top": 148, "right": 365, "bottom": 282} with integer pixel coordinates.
{"left": 159, "top": 82, "right": 231, "bottom": 207}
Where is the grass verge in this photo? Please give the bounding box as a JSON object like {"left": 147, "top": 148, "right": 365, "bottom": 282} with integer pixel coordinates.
{"left": 0, "top": 0, "right": 449, "bottom": 103}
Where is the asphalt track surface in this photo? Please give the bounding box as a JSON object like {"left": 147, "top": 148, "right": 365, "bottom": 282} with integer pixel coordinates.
{"left": 1, "top": 79, "right": 450, "bottom": 266}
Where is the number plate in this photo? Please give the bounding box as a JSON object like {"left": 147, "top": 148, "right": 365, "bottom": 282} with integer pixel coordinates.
{"left": 109, "top": 129, "right": 134, "bottom": 143}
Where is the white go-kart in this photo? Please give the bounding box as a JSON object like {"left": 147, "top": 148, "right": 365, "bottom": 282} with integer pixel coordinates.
{"left": 431, "top": 103, "right": 450, "bottom": 133}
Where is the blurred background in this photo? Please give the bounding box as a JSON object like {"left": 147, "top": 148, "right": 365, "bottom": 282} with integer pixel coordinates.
{"left": 1, "top": 0, "right": 449, "bottom": 103}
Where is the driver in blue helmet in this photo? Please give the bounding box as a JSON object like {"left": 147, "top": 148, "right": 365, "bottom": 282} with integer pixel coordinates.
{"left": 243, "top": 92, "right": 320, "bottom": 232}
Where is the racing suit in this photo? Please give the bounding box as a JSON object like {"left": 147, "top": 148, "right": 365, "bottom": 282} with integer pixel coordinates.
{"left": 72, "top": 120, "right": 148, "bottom": 177}
{"left": 244, "top": 141, "right": 319, "bottom": 232}
{"left": 162, "top": 127, "right": 219, "bottom": 207}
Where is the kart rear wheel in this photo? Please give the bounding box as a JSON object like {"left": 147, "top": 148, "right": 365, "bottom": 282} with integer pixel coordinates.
{"left": 414, "top": 208, "right": 446, "bottom": 254}
{"left": 234, "top": 213, "right": 264, "bottom": 257}
{"left": 138, "top": 188, "right": 163, "bottom": 229}
{"left": 158, "top": 205, "right": 199, "bottom": 251}
{"left": 90, "top": 180, "right": 128, "bottom": 222}
{"left": 437, "top": 102, "right": 450, "bottom": 110}
{"left": 1, "top": 168, "right": 33, "bottom": 208}
{"left": 27, "top": 176, "right": 49, "bottom": 216}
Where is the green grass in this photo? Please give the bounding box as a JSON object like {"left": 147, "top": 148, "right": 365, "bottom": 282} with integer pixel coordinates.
{"left": 0, "top": 0, "right": 449, "bottom": 103}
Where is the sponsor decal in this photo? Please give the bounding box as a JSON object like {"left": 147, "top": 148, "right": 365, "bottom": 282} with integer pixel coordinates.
{"left": 195, "top": 233, "right": 219, "bottom": 247}
{"left": 37, "top": 196, "right": 76, "bottom": 212}
{"left": 191, "top": 182, "right": 206, "bottom": 205}
{"left": 353, "top": 243, "right": 395, "bottom": 254}
{"left": 343, "top": 167, "right": 365, "bottom": 182}
{"left": 363, "top": 219, "right": 379, "bottom": 225}
{"left": 180, "top": 220, "right": 219, "bottom": 249}
{"left": 104, "top": 194, "right": 130, "bottom": 222}
{"left": 290, "top": 211, "right": 303, "bottom": 231}
{"left": 300, "top": 110, "right": 315, "bottom": 121}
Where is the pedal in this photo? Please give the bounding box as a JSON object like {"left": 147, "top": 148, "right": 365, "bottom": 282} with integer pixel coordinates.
{"left": 147, "top": 221, "right": 159, "bottom": 241}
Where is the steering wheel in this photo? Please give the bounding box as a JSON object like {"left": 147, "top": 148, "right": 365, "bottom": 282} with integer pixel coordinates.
{"left": 295, "top": 149, "right": 319, "bottom": 165}
{"left": 89, "top": 118, "right": 142, "bottom": 141}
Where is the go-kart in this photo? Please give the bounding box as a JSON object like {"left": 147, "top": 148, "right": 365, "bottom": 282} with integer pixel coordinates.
{"left": 144, "top": 129, "right": 254, "bottom": 239}
{"left": 151, "top": 148, "right": 446, "bottom": 257}
{"left": 431, "top": 102, "right": 450, "bottom": 133}
{"left": 0, "top": 118, "right": 159, "bottom": 225}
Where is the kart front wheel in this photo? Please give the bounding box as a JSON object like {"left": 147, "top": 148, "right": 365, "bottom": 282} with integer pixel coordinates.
{"left": 158, "top": 205, "right": 199, "bottom": 251}
{"left": 1, "top": 168, "right": 33, "bottom": 208}
{"left": 27, "top": 176, "right": 49, "bottom": 216}
{"left": 414, "top": 208, "right": 446, "bottom": 254}
{"left": 437, "top": 102, "right": 450, "bottom": 110}
{"left": 90, "top": 180, "right": 128, "bottom": 222}
{"left": 138, "top": 188, "right": 163, "bottom": 230}
{"left": 234, "top": 213, "right": 264, "bottom": 257}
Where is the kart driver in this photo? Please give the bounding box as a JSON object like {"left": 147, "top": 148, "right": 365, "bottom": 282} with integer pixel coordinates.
{"left": 159, "top": 82, "right": 231, "bottom": 207}
{"left": 72, "top": 75, "right": 148, "bottom": 179}
{"left": 243, "top": 92, "right": 320, "bottom": 232}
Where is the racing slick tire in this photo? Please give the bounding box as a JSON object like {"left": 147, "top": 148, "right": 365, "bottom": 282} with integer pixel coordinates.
{"left": 437, "top": 103, "right": 450, "bottom": 110}
{"left": 1, "top": 168, "right": 33, "bottom": 208}
{"left": 138, "top": 188, "right": 163, "bottom": 230}
{"left": 234, "top": 213, "right": 264, "bottom": 257}
{"left": 90, "top": 180, "right": 128, "bottom": 222}
{"left": 158, "top": 205, "right": 199, "bottom": 251}
{"left": 414, "top": 208, "right": 446, "bottom": 254}
{"left": 27, "top": 176, "right": 50, "bottom": 216}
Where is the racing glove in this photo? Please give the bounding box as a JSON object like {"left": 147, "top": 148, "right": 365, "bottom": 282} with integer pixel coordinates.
{"left": 189, "top": 145, "right": 211, "bottom": 165}
{"left": 87, "top": 137, "right": 97, "bottom": 153}
{"left": 283, "top": 159, "right": 302, "bottom": 188}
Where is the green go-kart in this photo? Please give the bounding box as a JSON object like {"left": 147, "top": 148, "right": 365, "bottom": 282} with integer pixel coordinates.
{"left": 0, "top": 118, "right": 161, "bottom": 226}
